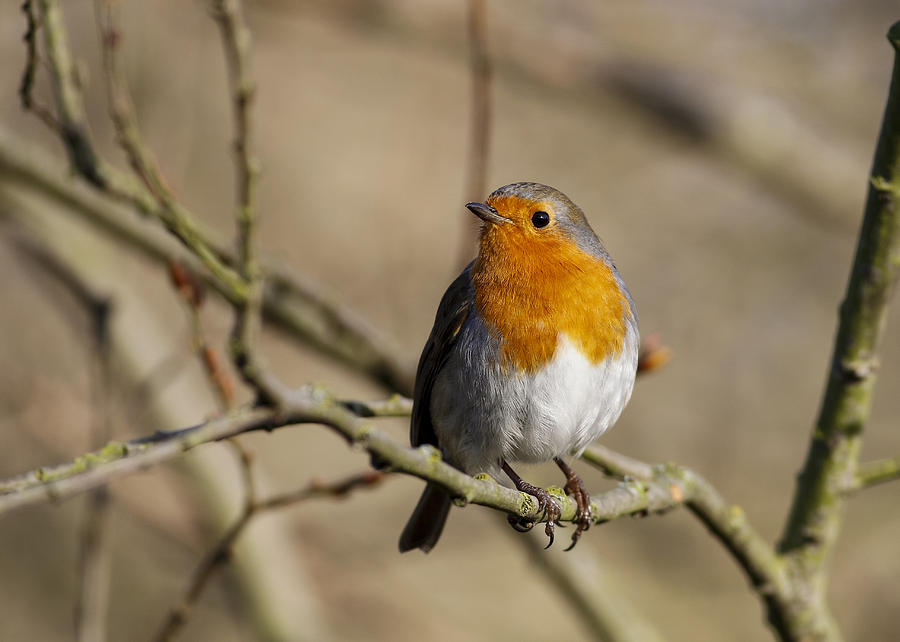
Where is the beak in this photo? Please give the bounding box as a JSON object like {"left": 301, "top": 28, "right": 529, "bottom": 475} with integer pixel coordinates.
{"left": 466, "top": 202, "right": 510, "bottom": 225}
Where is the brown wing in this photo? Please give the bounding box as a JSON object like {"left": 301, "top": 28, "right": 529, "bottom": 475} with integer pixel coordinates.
{"left": 410, "top": 264, "right": 473, "bottom": 448}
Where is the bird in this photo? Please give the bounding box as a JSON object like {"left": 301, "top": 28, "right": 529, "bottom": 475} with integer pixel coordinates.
{"left": 399, "top": 182, "right": 638, "bottom": 553}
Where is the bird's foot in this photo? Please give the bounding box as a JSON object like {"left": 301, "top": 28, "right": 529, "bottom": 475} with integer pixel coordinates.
{"left": 516, "top": 479, "right": 562, "bottom": 548}
{"left": 502, "top": 460, "right": 561, "bottom": 548}
{"left": 555, "top": 458, "right": 592, "bottom": 551}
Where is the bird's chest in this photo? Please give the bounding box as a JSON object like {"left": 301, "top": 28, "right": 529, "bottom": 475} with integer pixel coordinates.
{"left": 429, "top": 309, "right": 638, "bottom": 475}
{"left": 471, "top": 242, "right": 629, "bottom": 375}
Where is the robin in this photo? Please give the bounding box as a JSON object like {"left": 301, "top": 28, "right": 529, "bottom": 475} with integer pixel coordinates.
{"left": 399, "top": 182, "right": 638, "bottom": 553}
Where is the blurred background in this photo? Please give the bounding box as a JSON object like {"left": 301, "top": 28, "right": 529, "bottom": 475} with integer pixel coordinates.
{"left": 1, "top": 1, "right": 899, "bottom": 640}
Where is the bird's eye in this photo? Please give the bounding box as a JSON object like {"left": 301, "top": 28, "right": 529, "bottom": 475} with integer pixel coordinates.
{"left": 531, "top": 211, "right": 550, "bottom": 228}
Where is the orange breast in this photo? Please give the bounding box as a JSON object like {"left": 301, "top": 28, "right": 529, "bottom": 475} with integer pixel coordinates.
{"left": 472, "top": 225, "right": 629, "bottom": 374}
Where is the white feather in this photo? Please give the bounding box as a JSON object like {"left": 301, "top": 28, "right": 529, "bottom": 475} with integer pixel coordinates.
{"left": 429, "top": 312, "right": 638, "bottom": 480}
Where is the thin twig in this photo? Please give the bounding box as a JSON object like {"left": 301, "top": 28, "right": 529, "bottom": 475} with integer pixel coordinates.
{"left": 74, "top": 302, "right": 115, "bottom": 642}
{"left": 514, "top": 533, "right": 665, "bottom": 642}
{"left": 30, "top": 0, "right": 247, "bottom": 299}
{"left": 465, "top": 0, "right": 491, "bottom": 202}
{"left": 209, "top": 0, "right": 271, "bottom": 399}
{"left": 458, "top": 0, "right": 492, "bottom": 267}
{"left": 153, "top": 469, "right": 384, "bottom": 642}
{"left": 0, "top": 128, "right": 414, "bottom": 392}
{"left": 168, "top": 260, "right": 237, "bottom": 409}
{"left": 849, "top": 457, "right": 900, "bottom": 492}
{"left": 18, "top": 0, "right": 60, "bottom": 130}
{"left": 8, "top": 220, "right": 117, "bottom": 642}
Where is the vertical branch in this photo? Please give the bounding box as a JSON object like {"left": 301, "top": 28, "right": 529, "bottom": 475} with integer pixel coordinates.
{"left": 777, "top": 21, "right": 900, "bottom": 640}
{"left": 458, "top": 0, "right": 492, "bottom": 266}
{"left": 210, "top": 0, "right": 269, "bottom": 398}
{"left": 8, "top": 225, "right": 117, "bottom": 642}
{"left": 75, "top": 301, "right": 115, "bottom": 642}
{"left": 19, "top": 0, "right": 59, "bottom": 129}
{"left": 168, "top": 261, "right": 237, "bottom": 409}
{"left": 35, "top": 0, "right": 105, "bottom": 187}
{"left": 515, "top": 534, "right": 665, "bottom": 642}
{"left": 465, "top": 0, "right": 491, "bottom": 202}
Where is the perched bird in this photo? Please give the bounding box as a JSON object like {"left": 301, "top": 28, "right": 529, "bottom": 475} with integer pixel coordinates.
{"left": 399, "top": 182, "right": 638, "bottom": 553}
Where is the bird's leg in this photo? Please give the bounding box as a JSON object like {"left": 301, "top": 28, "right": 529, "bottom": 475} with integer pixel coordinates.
{"left": 502, "top": 460, "right": 561, "bottom": 548}
{"left": 554, "top": 457, "right": 592, "bottom": 550}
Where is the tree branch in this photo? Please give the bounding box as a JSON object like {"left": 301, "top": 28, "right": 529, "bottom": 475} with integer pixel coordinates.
{"left": 582, "top": 446, "right": 792, "bottom": 609}
{"left": 0, "top": 128, "right": 414, "bottom": 393}
{"left": 152, "top": 467, "right": 384, "bottom": 640}
{"left": 774, "top": 21, "right": 900, "bottom": 641}
{"left": 514, "top": 533, "right": 665, "bottom": 642}
{"left": 209, "top": 0, "right": 273, "bottom": 401}
{"left": 0, "top": 389, "right": 688, "bottom": 531}
{"left": 34, "top": 0, "right": 245, "bottom": 300}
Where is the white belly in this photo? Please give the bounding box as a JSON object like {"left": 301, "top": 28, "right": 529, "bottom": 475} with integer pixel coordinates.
{"left": 430, "top": 315, "right": 638, "bottom": 478}
{"left": 506, "top": 333, "right": 638, "bottom": 463}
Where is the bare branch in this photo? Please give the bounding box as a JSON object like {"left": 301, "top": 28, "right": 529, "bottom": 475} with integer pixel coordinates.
{"left": 74, "top": 306, "right": 115, "bottom": 642}
{"left": 464, "top": 0, "right": 491, "bottom": 202}
{"left": 18, "top": 0, "right": 59, "bottom": 130}
{"left": 168, "top": 260, "right": 238, "bottom": 409}
{"left": 208, "top": 0, "right": 272, "bottom": 400}
{"left": 581, "top": 446, "right": 791, "bottom": 608}
{"left": 458, "top": 0, "right": 492, "bottom": 267}
{"left": 0, "top": 129, "right": 414, "bottom": 393}
{"left": 580, "top": 444, "right": 655, "bottom": 480}
{"left": 30, "top": 0, "right": 246, "bottom": 299}
{"left": 9, "top": 215, "right": 117, "bottom": 642}
{"left": 0, "top": 388, "right": 689, "bottom": 531}
{"left": 515, "top": 533, "right": 665, "bottom": 642}
{"left": 152, "top": 468, "right": 383, "bottom": 642}
{"left": 774, "top": 22, "right": 900, "bottom": 640}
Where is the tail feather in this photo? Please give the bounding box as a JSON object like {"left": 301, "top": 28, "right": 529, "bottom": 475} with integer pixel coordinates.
{"left": 398, "top": 483, "right": 451, "bottom": 553}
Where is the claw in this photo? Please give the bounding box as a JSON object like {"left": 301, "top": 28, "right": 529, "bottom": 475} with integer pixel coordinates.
{"left": 507, "top": 514, "right": 535, "bottom": 532}
{"left": 555, "top": 458, "right": 593, "bottom": 551}
{"left": 502, "top": 461, "right": 562, "bottom": 549}
{"left": 543, "top": 522, "right": 555, "bottom": 549}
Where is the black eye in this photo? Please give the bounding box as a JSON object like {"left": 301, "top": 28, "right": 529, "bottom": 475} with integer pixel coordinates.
{"left": 531, "top": 211, "right": 550, "bottom": 228}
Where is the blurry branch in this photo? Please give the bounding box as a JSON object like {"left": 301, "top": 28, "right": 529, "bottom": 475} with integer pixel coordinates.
{"left": 600, "top": 64, "right": 862, "bottom": 233}
{"left": 75, "top": 300, "right": 114, "bottom": 642}
{"left": 465, "top": 0, "right": 491, "bottom": 201}
{"left": 8, "top": 223, "right": 117, "bottom": 642}
{"left": 4, "top": 201, "right": 330, "bottom": 641}
{"left": 31, "top": 0, "right": 241, "bottom": 297}
{"left": 209, "top": 0, "right": 270, "bottom": 398}
{"left": 773, "top": 22, "right": 900, "bottom": 641}
{"left": 286, "top": 0, "right": 866, "bottom": 232}
{"left": 458, "top": 0, "right": 492, "bottom": 266}
{"left": 154, "top": 468, "right": 385, "bottom": 642}
{"left": 22, "top": 0, "right": 415, "bottom": 395}
{"left": 515, "top": 534, "right": 665, "bottom": 642}
{"left": 0, "top": 130, "right": 413, "bottom": 393}
{"left": 18, "top": 0, "right": 58, "bottom": 129}
{"left": 168, "top": 261, "right": 237, "bottom": 409}
{"left": 94, "top": 2, "right": 179, "bottom": 212}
